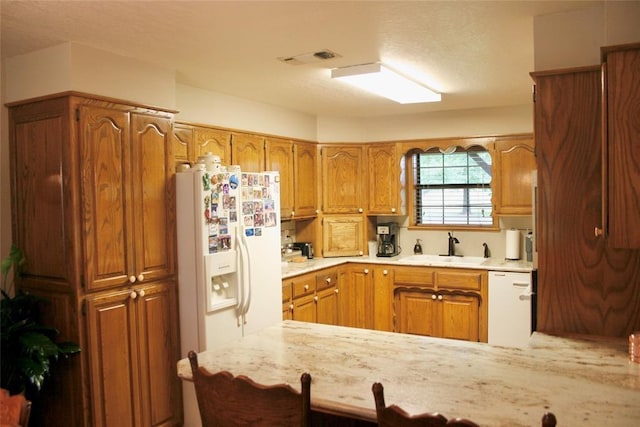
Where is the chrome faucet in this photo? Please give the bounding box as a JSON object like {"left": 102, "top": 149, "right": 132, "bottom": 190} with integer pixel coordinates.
{"left": 447, "top": 232, "right": 459, "bottom": 256}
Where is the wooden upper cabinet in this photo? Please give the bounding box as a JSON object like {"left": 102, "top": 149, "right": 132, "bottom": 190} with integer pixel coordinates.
{"left": 265, "top": 137, "right": 294, "bottom": 220}
{"left": 368, "top": 143, "right": 401, "bottom": 215}
{"left": 602, "top": 43, "right": 640, "bottom": 249}
{"left": 321, "top": 145, "right": 365, "bottom": 214}
{"left": 171, "top": 122, "right": 192, "bottom": 165}
{"left": 194, "top": 126, "right": 231, "bottom": 165}
{"left": 80, "top": 107, "right": 175, "bottom": 291}
{"left": 171, "top": 122, "right": 231, "bottom": 166}
{"left": 293, "top": 141, "right": 318, "bottom": 218}
{"left": 322, "top": 214, "right": 364, "bottom": 257}
{"left": 493, "top": 136, "right": 535, "bottom": 215}
{"left": 231, "top": 132, "right": 265, "bottom": 172}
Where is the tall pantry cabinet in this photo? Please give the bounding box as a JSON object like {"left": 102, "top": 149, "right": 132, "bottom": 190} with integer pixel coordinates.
{"left": 8, "top": 93, "right": 182, "bottom": 427}
{"left": 531, "top": 60, "right": 640, "bottom": 337}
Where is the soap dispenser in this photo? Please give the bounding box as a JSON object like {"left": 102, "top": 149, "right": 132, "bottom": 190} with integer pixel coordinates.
{"left": 414, "top": 239, "right": 423, "bottom": 255}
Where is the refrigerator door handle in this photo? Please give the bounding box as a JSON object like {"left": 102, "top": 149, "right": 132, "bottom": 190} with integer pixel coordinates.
{"left": 238, "top": 229, "right": 252, "bottom": 321}
{"left": 235, "top": 228, "right": 245, "bottom": 325}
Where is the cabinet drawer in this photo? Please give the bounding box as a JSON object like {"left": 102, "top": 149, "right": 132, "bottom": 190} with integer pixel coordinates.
{"left": 291, "top": 274, "right": 315, "bottom": 298}
{"left": 316, "top": 271, "right": 338, "bottom": 291}
{"left": 393, "top": 267, "right": 434, "bottom": 287}
{"left": 434, "top": 270, "right": 485, "bottom": 291}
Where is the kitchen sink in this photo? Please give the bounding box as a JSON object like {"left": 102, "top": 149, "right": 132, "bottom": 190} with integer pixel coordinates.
{"left": 397, "top": 254, "right": 487, "bottom": 266}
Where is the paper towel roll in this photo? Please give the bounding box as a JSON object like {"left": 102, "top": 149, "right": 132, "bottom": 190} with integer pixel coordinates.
{"left": 506, "top": 229, "right": 520, "bottom": 260}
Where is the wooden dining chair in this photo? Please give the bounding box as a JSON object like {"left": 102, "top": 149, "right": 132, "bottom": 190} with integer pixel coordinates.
{"left": 372, "top": 382, "right": 480, "bottom": 427}
{"left": 188, "top": 350, "right": 311, "bottom": 427}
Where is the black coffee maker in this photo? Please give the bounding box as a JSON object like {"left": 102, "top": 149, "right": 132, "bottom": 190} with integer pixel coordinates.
{"left": 376, "top": 223, "right": 400, "bottom": 257}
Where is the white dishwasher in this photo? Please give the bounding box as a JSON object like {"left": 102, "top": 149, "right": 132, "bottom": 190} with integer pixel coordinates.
{"left": 488, "top": 271, "right": 533, "bottom": 348}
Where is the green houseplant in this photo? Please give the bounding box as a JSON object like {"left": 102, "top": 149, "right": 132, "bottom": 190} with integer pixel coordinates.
{"left": 1, "top": 245, "right": 80, "bottom": 396}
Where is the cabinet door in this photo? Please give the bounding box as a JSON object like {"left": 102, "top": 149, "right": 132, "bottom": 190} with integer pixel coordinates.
{"left": 130, "top": 113, "right": 175, "bottom": 284}
{"left": 315, "top": 287, "right": 338, "bottom": 325}
{"left": 368, "top": 144, "right": 400, "bottom": 215}
{"left": 194, "top": 126, "right": 231, "bottom": 165}
{"left": 322, "top": 215, "right": 364, "bottom": 257}
{"left": 231, "top": 132, "right": 264, "bottom": 172}
{"left": 86, "top": 289, "right": 141, "bottom": 427}
{"left": 395, "top": 289, "right": 440, "bottom": 336}
{"left": 265, "top": 138, "right": 295, "bottom": 219}
{"left": 135, "top": 282, "right": 182, "bottom": 427}
{"left": 373, "top": 267, "right": 393, "bottom": 332}
{"left": 493, "top": 137, "right": 535, "bottom": 215}
{"left": 171, "top": 122, "right": 192, "bottom": 166}
{"left": 79, "top": 106, "right": 134, "bottom": 291}
{"left": 293, "top": 141, "right": 318, "bottom": 218}
{"left": 337, "top": 266, "right": 372, "bottom": 329}
{"left": 321, "top": 145, "right": 365, "bottom": 213}
{"left": 440, "top": 293, "right": 480, "bottom": 342}
{"left": 292, "top": 294, "right": 316, "bottom": 323}
{"left": 604, "top": 44, "right": 640, "bottom": 248}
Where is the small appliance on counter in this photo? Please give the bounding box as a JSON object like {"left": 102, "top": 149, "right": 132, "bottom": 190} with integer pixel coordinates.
{"left": 376, "top": 222, "right": 400, "bottom": 257}
{"left": 292, "top": 242, "right": 314, "bottom": 259}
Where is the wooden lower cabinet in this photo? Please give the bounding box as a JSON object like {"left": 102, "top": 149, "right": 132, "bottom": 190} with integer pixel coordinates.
{"left": 393, "top": 266, "right": 487, "bottom": 342}
{"left": 284, "top": 263, "right": 486, "bottom": 343}
{"left": 284, "top": 268, "right": 338, "bottom": 324}
{"left": 337, "top": 265, "right": 374, "bottom": 329}
{"left": 395, "top": 289, "right": 480, "bottom": 341}
{"left": 85, "top": 282, "right": 181, "bottom": 427}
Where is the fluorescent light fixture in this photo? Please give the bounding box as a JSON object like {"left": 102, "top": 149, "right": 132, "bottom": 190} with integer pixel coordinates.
{"left": 331, "top": 63, "right": 441, "bottom": 104}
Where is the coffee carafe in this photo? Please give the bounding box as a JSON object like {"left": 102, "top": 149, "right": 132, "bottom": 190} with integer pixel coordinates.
{"left": 376, "top": 223, "right": 400, "bottom": 257}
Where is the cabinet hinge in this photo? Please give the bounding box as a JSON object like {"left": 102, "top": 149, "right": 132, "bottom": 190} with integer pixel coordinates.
{"left": 75, "top": 108, "right": 80, "bottom": 121}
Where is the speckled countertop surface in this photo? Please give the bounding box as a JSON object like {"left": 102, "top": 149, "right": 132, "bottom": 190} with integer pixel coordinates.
{"left": 281, "top": 255, "right": 533, "bottom": 279}
{"left": 178, "top": 321, "right": 639, "bottom": 426}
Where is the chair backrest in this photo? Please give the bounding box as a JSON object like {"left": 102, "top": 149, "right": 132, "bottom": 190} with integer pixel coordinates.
{"left": 188, "top": 350, "right": 311, "bottom": 427}
{"left": 542, "top": 412, "right": 557, "bottom": 427}
{"left": 0, "top": 388, "right": 31, "bottom": 427}
{"left": 372, "top": 382, "right": 448, "bottom": 427}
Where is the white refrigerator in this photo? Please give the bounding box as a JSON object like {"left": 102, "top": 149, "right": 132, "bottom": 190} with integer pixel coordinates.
{"left": 176, "top": 167, "right": 283, "bottom": 426}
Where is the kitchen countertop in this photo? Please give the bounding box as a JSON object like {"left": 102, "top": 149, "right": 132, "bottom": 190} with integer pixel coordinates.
{"left": 281, "top": 255, "right": 533, "bottom": 279}
{"left": 177, "top": 320, "right": 640, "bottom": 426}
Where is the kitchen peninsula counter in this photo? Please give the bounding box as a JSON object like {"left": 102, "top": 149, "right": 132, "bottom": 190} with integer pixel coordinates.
{"left": 177, "top": 321, "right": 639, "bottom": 426}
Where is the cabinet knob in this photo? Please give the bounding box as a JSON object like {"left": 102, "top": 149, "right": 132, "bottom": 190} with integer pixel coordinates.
{"left": 314, "top": 296, "right": 318, "bottom": 302}
{"left": 383, "top": 269, "right": 388, "bottom": 275}
{"left": 291, "top": 211, "right": 295, "bottom": 217}
{"left": 334, "top": 289, "right": 339, "bottom": 294}
{"left": 391, "top": 208, "right": 396, "bottom": 213}
{"left": 130, "top": 291, "right": 138, "bottom": 300}
{"left": 137, "top": 274, "right": 144, "bottom": 282}
{"left": 289, "top": 304, "right": 294, "bottom": 310}
{"left": 364, "top": 268, "right": 369, "bottom": 274}
{"left": 129, "top": 276, "right": 136, "bottom": 283}
{"left": 315, "top": 209, "right": 319, "bottom": 214}
{"left": 138, "top": 289, "right": 145, "bottom": 297}
{"left": 594, "top": 227, "right": 603, "bottom": 237}
{"left": 432, "top": 294, "right": 437, "bottom": 300}
{"left": 438, "top": 294, "right": 443, "bottom": 301}
{"left": 325, "top": 277, "right": 331, "bottom": 283}
{"left": 358, "top": 208, "right": 363, "bottom": 213}
{"left": 304, "top": 284, "right": 309, "bottom": 291}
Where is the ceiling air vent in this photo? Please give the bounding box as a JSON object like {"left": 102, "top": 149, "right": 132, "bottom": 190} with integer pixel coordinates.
{"left": 278, "top": 49, "right": 341, "bottom": 65}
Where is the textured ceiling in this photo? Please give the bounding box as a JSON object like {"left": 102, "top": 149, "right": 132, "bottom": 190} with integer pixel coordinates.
{"left": 1, "top": 1, "right": 603, "bottom": 118}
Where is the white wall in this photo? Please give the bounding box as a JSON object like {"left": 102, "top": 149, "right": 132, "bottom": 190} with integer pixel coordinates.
{"left": 317, "top": 104, "right": 532, "bottom": 142}
{"left": 534, "top": 2, "right": 640, "bottom": 70}
{"left": 175, "top": 84, "right": 318, "bottom": 141}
